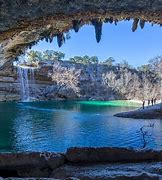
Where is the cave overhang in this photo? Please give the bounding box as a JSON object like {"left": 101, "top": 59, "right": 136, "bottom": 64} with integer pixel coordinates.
{"left": 0, "top": 0, "right": 162, "bottom": 69}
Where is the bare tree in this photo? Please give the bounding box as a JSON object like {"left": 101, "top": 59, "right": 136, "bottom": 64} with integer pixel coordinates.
{"left": 49, "top": 62, "right": 81, "bottom": 95}
{"left": 140, "top": 123, "right": 154, "bottom": 149}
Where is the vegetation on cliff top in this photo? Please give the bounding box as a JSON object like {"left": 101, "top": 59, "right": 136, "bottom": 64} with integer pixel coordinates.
{"left": 26, "top": 50, "right": 162, "bottom": 77}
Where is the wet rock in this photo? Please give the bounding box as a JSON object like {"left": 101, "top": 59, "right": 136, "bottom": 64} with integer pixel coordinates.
{"left": 5, "top": 179, "right": 59, "bottom": 180}
{"left": 114, "top": 104, "right": 162, "bottom": 119}
{"left": 17, "top": 167, "right": 51, "bottom": 178}
{"left": 66, "top": 147, "right": 162, "bottom": 163}
{"left": 51, "top": 162, "right": 162, "bottom": 179}
{"left": 65, "top": 178, "right": 80, "bottom": 180}
{"left": 0, "top": 153, "right": 65, "bottom": 178}
{"left": 47, "top": 154, "right": 65, "bottom": 170}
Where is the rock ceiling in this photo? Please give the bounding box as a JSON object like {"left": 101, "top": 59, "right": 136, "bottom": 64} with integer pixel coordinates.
{"left": 0, "top": 0, "right": 162, "bottom": 69}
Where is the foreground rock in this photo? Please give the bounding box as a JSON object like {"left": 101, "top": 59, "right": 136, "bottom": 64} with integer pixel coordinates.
{"left": 51, "top": 162, "right": 162, "bottom": 180}
{"left": 0, "top": 147, "right": 162, "bottom": 179}
{"left": 66, "top": 147, "right": 162, "bottom": 163}
{"left": 0, "top": 153, "right": 65, "bottom": 178}
{"left": 114, "top": 103, "right": 162, "bottom": 119}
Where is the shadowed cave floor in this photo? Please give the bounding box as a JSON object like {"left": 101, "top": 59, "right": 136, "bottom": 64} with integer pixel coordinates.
{"left": 0, "top": 162, "right": 162, "bottom": 180}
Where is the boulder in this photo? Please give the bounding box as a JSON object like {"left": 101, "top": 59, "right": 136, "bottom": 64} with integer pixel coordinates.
{"left": 66, "top": 147, "right": 162, "bottom": 163}
{"left": 0, "top": 153, "right": 65, "bottom": 177}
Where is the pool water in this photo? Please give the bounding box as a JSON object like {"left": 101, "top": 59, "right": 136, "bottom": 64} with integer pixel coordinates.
{"left": 0, "top": 100, "right": 162, "bottom": 152}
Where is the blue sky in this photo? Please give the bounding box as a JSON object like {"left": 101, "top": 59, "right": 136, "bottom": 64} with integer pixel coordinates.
{"left": 32, "top": 20, "right": 162, "bottom": 67}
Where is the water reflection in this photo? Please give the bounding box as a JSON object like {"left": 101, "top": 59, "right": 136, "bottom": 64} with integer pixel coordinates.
{"left": 0, "top": 101, "right": 162, "bottom": 152}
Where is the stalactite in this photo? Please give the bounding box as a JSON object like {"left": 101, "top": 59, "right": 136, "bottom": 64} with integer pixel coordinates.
{"left": 114, "top": 19, "right": 118, "bottom": 25}
{"left": 132, "top": 18, "right": 139, "bottom": 32}
{"left": 45, "top": 36, "right": 49, "bottom": 43}
{"left": 49, "top": 33, "right": 54, "bottom": 43}
{"left": 72, "top": 20, "right": 82, "bottom": 32}
{"left": 28, "top": 44, "right": 32, "bottom": 49}
{"left": 140, "top": 19, "right": 145, "bottom": 29}
{"left": 104, "top": 18, "right": 113, "bottom": 24}
{"left": 57, "top": 33, "right": 65, "bottom": 47}
{"left": 91, "top": 19, "right": 103, "bottom": 43}
{"left": 126, "top": 17, "right": 130, "bottom": 21}
{"left": 49, "top": 37, "right": 53, "bottom": 43}
{"left": 109, "top": 17, "right": 113, "bottom": 24}
{"left": 104, "top": 18, "right": 109, "bottom": 23}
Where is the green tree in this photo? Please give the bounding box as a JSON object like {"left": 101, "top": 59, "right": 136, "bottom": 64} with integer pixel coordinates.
{"left": 27, "top": 50, "right": 65, "bottom": 62}
{"left": 43, "top": 50, "right": 65, "bottom": 61}
{"left": 89, "top": 56, "right": 99, "bottom": 64}
{"left": 82, "top": 55, "right": 90, "bottom": 64}
{"left": 53, "top": 51, "right": 65, "bottom": 61}
{"left": 120, "top": 60, "right": 132, "bottom": 69}
{"left": 27, "top": 50, "right": 43, "bottom": 62}
{"left": 69, "top": 56, "right": 84, "bottom": 64}
{"left": 102, "top": 57, "right": 115, "bottom": 66}
{"left": 43, "top": 50, "right": 56, "bottom": 60}
{"left": 70, "top": 55, "right": 99, "bottom": 65}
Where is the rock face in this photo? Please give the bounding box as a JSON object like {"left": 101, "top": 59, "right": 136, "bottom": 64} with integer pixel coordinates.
{"left": 0, "top": 61, "right": 160, "bottom": 102}
{"left": 0, "top": 148, "right": 162, "bottom": 179}
{"left": 51, "top": 162, "right": 162, "bottom": 180}
{"left": 114, "top": 103, "right": 162, "bottom": 119}
{"left": 0, "top": 0, "right": 162, "bottom": 70}
{"left": 0, "top": 152, "right": 65, "bottom": 178}
{"left": 66, "top": 147, "right": 162, "bottom": 163}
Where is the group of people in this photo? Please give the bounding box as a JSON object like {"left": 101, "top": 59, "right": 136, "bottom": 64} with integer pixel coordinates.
{"left": 142, "top": 98, "right": 157, "bottom": 109}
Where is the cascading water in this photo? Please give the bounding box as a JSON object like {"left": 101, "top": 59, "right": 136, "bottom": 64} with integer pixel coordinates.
{"left": 17, "top": 66, "right": 36, "bottom": 101}
{"left": 14, "top": 55, "right": 38, "bottom": 101}
{"left": 17, "top": 67, "right": 30, "bottom": 101}
{"left": 29, "top": 68, "right": 36, "bottom": 99}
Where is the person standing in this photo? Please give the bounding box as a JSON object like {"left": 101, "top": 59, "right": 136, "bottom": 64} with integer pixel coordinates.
{"left": 142, "top": 100, "right": 145, "bottom": 109}
{"left": 154, "top": 98, "right": 157, "bottom": 105}
{"left": 148, "top": 99, "right": 150, "bottom": 107}
{"left": 151, "top": 98, "right": 154, "bottom": 106}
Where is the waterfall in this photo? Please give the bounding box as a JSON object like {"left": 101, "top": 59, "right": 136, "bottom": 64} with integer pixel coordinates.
{"left": 17, "top": 66, "right": 36, "bottom": 101}
{"left": 17, "top": 67, "right": 30, "bottom": 101}
{"left": 29, "top": 68, "right": 36, "bottom": 99}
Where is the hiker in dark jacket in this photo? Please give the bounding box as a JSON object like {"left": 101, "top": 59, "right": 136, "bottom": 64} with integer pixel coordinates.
{"left": 148, "top": 99, "right": 150, "bottom": 107}
{"left": 142, "top": 100, "right": 145, "bottom": 109}
{"left": 151, "top": 98, "right": 154, "bottom": 106}
{"left": 154, "top": 98, "right": 157, "bottom": 105}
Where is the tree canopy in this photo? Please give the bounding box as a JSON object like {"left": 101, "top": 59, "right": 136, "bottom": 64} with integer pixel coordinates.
{"left": 26, "top": 50, "right": 162, "bottom": 78}
{"left": 27, "top": 50, "right": 65, "bottom": 62}
{"left": 69, "top": 55, "right": 99, "bottom": 65}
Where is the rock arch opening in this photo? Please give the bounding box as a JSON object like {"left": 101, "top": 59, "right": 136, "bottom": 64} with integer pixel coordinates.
{"left": 1, "top": 0, "right": 162, "bottom": 69}
{"left": 5, "top": 20, "right": 162, "bottom": 102}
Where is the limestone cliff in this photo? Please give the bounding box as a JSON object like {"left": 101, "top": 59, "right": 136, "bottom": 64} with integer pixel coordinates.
{"left": 0, "top": 61, "right": 160, "bottom": 101}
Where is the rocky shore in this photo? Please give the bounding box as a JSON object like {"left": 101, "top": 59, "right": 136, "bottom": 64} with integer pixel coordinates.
{"left": 114, "top": 103, "right": 162, "bottom": 119}
{"left": 0, "top": 147, "right": 162, "bottom": 179}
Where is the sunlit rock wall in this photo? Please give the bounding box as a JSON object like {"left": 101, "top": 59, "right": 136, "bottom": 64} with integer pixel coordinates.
{"left": 0, "top": 61, "right": 160, "bottom": 102}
